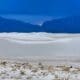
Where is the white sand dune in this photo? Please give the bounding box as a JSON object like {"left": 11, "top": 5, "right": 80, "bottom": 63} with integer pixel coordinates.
{"left": 0, "top": 33, "right": 80, "bottom": 80}
{"left": 0, "top": 32, "right": 80, "bottom": 58}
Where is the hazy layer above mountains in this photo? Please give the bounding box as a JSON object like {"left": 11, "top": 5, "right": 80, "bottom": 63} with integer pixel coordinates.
{"left": 1, "top": 15, "right": 53, "bottom": 25}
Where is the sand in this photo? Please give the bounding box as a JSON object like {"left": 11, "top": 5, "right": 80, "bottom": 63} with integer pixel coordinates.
{"left": 0, "top": 33, "right": 80, "bottom": 79}
{"left": 0, "top": 32, "right": 80, "bottom": 57}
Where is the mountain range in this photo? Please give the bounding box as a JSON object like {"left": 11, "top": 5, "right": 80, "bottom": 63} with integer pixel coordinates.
{"left": 0, "top": 16, "right": 80, "bottom": 33}
{"left": 42, "top": 16, "right": 80, "bottom": 33}
{"left": 0, "top": 17, "right": 42, "bottom": 32}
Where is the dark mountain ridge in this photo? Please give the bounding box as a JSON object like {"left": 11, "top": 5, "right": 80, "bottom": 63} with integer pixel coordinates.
{"left": 0, "top": 16, "right": 43, "bottom": 32}
{"left": 0, "top": 16, "right": 80, "bottom": 33}
{"left": 42, "top": 16, "right": 80, "bottom": 33}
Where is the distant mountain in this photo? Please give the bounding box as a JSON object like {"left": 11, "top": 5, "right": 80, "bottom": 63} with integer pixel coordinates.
{"left": 0, "top": 17, "right": 42, "bottom": 32}
{"left": 42, "top": 16, "right": 80, "bottom": 33}
{"left": 1, "top": 16, "right": 80, "bottom": 33}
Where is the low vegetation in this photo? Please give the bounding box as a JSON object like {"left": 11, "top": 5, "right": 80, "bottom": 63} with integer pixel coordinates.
{"left": 0, "top": 60, "right": 79, "bottom": 80}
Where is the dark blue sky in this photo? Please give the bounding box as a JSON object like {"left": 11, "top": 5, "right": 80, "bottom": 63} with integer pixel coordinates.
{"left": 0, "top": 0, "right": 80, "bottom": 16}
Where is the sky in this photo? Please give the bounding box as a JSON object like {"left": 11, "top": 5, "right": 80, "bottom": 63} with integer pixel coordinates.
{"left": 0, "top": 0, "right": 80, "bottom": 24}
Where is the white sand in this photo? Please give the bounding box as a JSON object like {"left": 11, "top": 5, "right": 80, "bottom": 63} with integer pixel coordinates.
{"left": 0, "top": 32, "right": 80, "bottom": 79}
{"left": 0, "top": 32, "right": 79, "bottom": 57}
{"left": 0, "top": 60, "right": 79, "bottom": 80}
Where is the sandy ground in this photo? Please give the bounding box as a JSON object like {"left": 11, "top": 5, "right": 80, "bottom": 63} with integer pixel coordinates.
{"left": 0, "top": 59, "right": 79, "bottom": 80}
{"left": 0, "top": 33, "right": 80, "bottom": 79}
{"left": 0, "top": 33, "right": 80, "bottom": 57}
